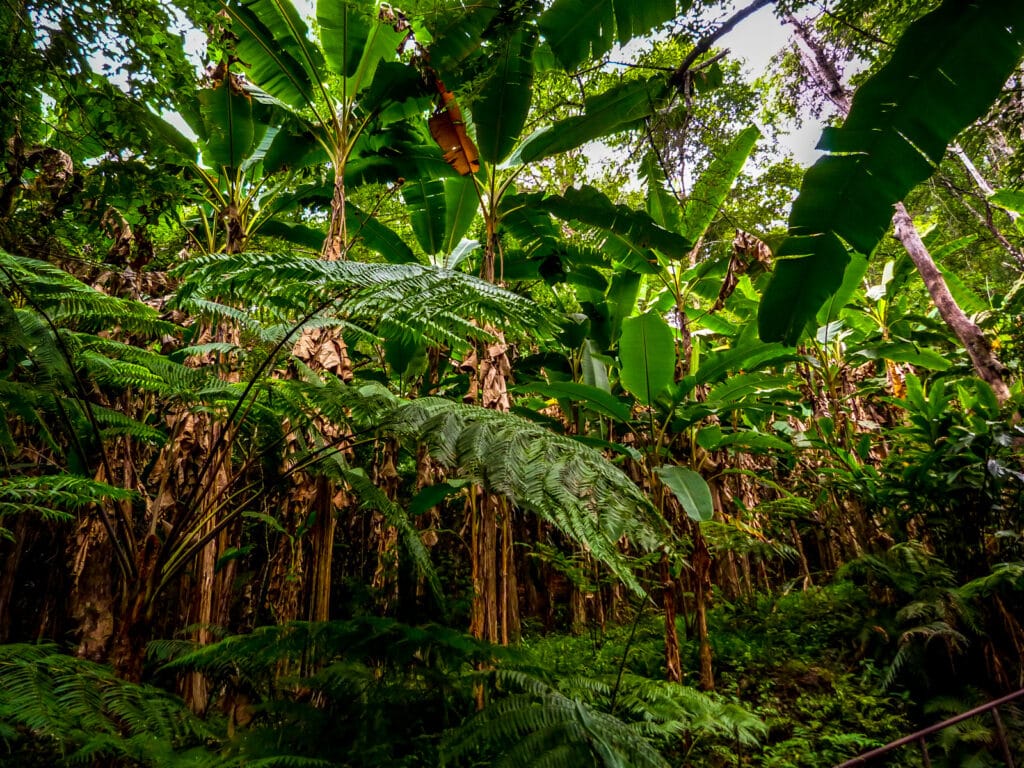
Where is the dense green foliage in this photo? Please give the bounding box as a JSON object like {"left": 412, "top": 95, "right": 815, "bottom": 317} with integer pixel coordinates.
{"left": 1, "top": 0, "right": 1024, "bottom": 766}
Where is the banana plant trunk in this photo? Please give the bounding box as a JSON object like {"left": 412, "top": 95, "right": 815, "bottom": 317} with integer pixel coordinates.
{"left": 467, "top": 228, "right": 520, "bottom": 645}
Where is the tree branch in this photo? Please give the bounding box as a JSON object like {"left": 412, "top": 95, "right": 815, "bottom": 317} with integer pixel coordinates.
{"left": 669, "top": 0, "right": 775, "bottom": 89}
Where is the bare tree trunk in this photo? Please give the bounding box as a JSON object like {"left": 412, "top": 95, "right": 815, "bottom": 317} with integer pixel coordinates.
{"left": 692, "top": 529, "right": 714, "bottom": 691}
{"left": 892, "top": 204, "right": 1011, "bottom": 400}
{"left": 787, "top": 15, "right": 1013, "bottom": 404}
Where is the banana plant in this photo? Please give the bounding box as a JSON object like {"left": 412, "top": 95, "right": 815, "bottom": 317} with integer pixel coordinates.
{"left": 506, "top": 118, "right": 807, "bottom": 688}
{"left": 223, "top": 0, "right": 431, "bottom": 259}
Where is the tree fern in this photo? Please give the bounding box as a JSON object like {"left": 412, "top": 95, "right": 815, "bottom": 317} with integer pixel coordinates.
{"left": 385, "top": 397, "right": 671, "bottom": 593}
{"left": 170, "top": 251, "right": 554, "bottom": 354}
{"left": 446, "top": 666, "right": 765, "bottom": 768}
{"left": 0, "top": 644, "right": 212, "bottom": 767}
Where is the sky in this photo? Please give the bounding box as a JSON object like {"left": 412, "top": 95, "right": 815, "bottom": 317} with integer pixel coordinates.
{"left": 715, "top": 4, "right": 829, "bottom": 165}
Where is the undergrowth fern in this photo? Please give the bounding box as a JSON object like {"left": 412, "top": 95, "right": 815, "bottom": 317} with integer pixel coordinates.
{"left": 386, "top": 397, "right": 672, "bottom": 593}
{"left": 0, "top": 643, "right": 211, "bottom": 767}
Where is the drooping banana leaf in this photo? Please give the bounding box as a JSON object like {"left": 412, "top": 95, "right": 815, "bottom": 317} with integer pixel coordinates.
{"left": 758, "top": 0, "right": 1024, "bottom": 345}
{"left": 656, "top": 465, "right": 713, "bottom": 522}
{"left": 319, "top": 0, "right": 404, "bottom": 94}
{"left": 678, "top": 125, "right": 759, "bottom": 244}
{"left": 472, "top": 26, "right": 537, "bottom": 165}
{"left": 538, "top": 0, "right": 678, "bottom": 70}
{"left": 195, "top": 78, "right": 259, "bottom": 172}
{"left": 441, "top": 176, "right": 480, "bottom": 255}
{"left": 540, "top": 185, "right": 691, "bottom": 260}
{"left": 317, "top": 0, "right": 372, "bottom": 79}
{"left": 509, "top": 77, "right": 668, "bottom": 165}
{"left": 426, "top": 4, "right": 500, "bottom": 72}
{"left": 640, "top": 151, "right": 681, "bottom": 232}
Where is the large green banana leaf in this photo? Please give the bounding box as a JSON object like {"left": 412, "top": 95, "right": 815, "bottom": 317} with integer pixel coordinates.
{"left": 509, "top": 77, "right": 667, "bottom": 165}
{"left": 540, "top": 186, "right": 691, "bottom": 260}
{"left": 679, "top": 125, "right": 759, "bottom": 244}
{"left": 227, "top": 0, "right": 322, "bottom": 110}
{"left": 472, "top": 26, "right": 537, "bottom": 165}
{"left": 619, "top": 311, "right": 675, "bottom": 406}
{"left": 195, "top": 78, "right": 261, "bottom": 172}
{"left": 759, "top": 0, "right": 1024, "bottom": 344}
{"left": 538, "top": 0, "right": 678, "bottom": 70}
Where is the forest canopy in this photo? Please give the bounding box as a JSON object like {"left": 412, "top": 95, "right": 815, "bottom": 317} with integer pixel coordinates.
{"left": 1, "top": 0, "right": 1024, "bottom": 766}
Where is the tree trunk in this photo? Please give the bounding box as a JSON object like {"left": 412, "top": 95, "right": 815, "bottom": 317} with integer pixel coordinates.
{"left": 892, "top": 204, "right": 1012, "bottom": 402}
{"left": 323, "top": 170, "right": 347, "bottom": 261}
{"left": 692, "top": 528, "right": 715, "bottom": 691}
{"left": 661, "top": 553, "right": 682, "bottom": 683}
{"left": 465, "top": 315, "right": 520, "bottom": 644}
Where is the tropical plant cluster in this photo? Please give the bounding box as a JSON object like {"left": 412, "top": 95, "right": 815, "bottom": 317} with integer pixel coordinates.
{"left": 1, "top": 0, "right": 1024, "bottom": 765}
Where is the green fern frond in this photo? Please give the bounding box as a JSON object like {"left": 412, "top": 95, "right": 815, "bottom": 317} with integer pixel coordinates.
{"left": 0, "top": 474, "right": 135, "bottom": 524}
{"left": 79, "top": 335, "right": 206, "bottom": 395}
{"left": 170, "top": 251, "right": 553, "bottom": 353}
{"left": 160, "top": 619, "right": 500, "bottom": 687}
{"left": 0, "top": 250, "right": 175, "bottom": 338}
{"left": 958, "top": 562, "right": 1024, "bottom": 599}
{"left": 87, "top": 405, "right": 166, "bottom": 444}
{"left": 386, "top": 397, "right": 671, "bottom": 593}
{"left": 0, "top": 643, "right": 211, "bottom": 765}
{"left": 445, "top": 669, "right": 671, "bottom": 768}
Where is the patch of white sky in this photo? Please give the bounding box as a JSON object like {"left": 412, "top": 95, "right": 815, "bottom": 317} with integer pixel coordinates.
{"left": 709, "top": 3, "right": 828, "bottom": 167}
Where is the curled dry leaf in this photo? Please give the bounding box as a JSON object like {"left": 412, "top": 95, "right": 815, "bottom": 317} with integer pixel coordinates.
{"left": 429, "top": 85, "right": 480, "bottom": 177}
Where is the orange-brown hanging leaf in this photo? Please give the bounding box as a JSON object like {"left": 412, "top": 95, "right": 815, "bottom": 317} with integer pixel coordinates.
{"left": 429, "top": 87, "right": 480, "bottom": 176}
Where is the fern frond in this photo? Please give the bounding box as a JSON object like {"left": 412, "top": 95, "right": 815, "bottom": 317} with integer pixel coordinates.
{"left": 0, "top": 474, "right": 135, "bottom": 524}
{"left": 170, "top": 251, "right": 553, "bottom": 353}
{"left": 386, "top": 398, "right": 671, "bottom": 593}
{"left": 446, "top": 669, "right": 670, "bottom": 768}
{"left": 0, "top": 250, "right": 175, "bottom": 338}
{"left": 79, "top": 335, "right": 206, "bottom": 396}
{"left": 0, "top": 644, "right": 211, "bottom": 765}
